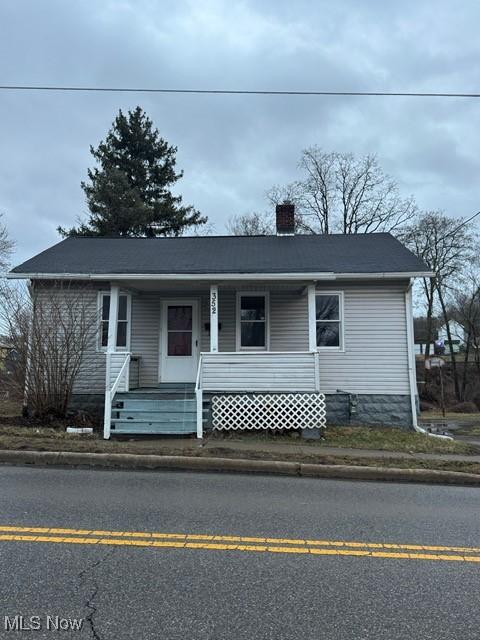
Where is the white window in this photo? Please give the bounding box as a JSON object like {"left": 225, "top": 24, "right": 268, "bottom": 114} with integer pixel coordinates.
{"left": 315, "top": 292, "right": 343, "bottom": 350}
{"left": 99, "top": 292, "right": 131, "bottom": 350}
{"left": 237, "top": 293, "right": 269, "bottom": 350}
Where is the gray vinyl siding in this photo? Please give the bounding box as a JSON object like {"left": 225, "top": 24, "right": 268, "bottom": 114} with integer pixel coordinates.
{"left": 269, "top": 290, "right": 308, "bottom": 351}
{"left": 33, "top": 282, "right": 106, "bottom": 394}
{"left": 130, "top": 293, "right": 160, "bottom": 387}
{"left": 315, "top": 283, "right": 410, "bottom": 395}
{"left": 32, "top": 279, "right": 410, "bottom": 397}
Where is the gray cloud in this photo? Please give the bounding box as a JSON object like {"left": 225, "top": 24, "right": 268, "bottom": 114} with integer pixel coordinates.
{"left": 1, "top": 0, "right": 479, "bottom": 265}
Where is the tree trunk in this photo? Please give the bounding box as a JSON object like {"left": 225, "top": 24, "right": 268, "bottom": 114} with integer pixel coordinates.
{"left": 461, "top": 328, "right": 471, "bottom": 402}
{"left": 437, "top": 286, "right": 461, "bottom": 402}
{"left": 423, "top": 279, "right": 436, "bottom": 393}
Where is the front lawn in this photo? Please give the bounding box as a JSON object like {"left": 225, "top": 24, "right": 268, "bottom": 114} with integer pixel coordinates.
{"left": 214, "top": 425, "right": 477, "bottom": 455}
{"left": 0, "top": 399, "right": 477, "bottom": 457}
{"left": 0, "top": 426, "right": 478, "bottom": 476}
{"left": 320, "top": 426, "right": 475, "bottom": 454}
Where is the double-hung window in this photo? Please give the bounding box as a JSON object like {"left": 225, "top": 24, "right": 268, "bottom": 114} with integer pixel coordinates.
{"left": 99, "top": 293, "right": 131, "bottom": 350}
{"left": 315, "top": 292, "right": 343, "bottom": 349}
{"left": 237, "top": 293, "right": 268, "bottom": 350}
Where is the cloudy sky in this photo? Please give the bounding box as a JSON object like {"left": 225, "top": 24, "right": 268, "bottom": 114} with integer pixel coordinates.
{"left": 1, "top": 0, "right": 479, "bottom": 266}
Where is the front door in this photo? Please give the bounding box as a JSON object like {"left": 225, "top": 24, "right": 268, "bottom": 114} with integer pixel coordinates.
{"left": 160, "top": 299, "right": 199, "bottom": 382}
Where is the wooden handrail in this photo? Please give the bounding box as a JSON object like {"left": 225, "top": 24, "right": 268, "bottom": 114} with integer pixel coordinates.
{"left": 110, "top": 353, "right": 131, "bottom": 397}
{"left": 103, "top": 352, "right": 131, "bottom": 440}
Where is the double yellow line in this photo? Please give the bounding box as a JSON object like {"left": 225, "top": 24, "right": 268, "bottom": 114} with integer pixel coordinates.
{"left": 0, "top": 525, "right": 479, "bottom": 563}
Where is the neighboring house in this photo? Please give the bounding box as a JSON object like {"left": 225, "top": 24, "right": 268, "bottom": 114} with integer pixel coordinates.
{"left": 438, "top": 321, "right": 467, "bottom": 354}
{"left": 0, "top": 336, "right": 13, "bottom": 370}
{"left": 413, "top": 318, "right": 439, "bottom": 356}
{"left": 8, "top": 205, "right": 431, "bottom": 438}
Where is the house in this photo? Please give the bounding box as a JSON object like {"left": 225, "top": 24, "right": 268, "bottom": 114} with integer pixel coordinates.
{"left": 413, "top": 317, "right": 439, "bottom": 356}
{"left": 438, "top": 320, "right": 467, "bottom": 354}
{"left": 0, "top": 336, "right": 13, "bottom": 368}
{"left": 8, "top": 205, "right": 432, "bottom": 438}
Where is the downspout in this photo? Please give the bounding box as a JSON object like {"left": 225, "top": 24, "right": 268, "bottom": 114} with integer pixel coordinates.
{"left": 405, "top": 279, "right": 452, "bottom": 440}
{"left": 22, "top": 279, "right": 35, "bottom": 415}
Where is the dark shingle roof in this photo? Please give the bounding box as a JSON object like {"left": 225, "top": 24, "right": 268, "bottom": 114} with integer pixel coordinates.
{"left": 10, "top": 233, "right": 430, "bottom": 277}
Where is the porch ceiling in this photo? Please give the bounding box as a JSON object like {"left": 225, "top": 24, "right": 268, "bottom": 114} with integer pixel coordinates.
{"left": 111, "top": 279, "right": 312, "bottom": 292}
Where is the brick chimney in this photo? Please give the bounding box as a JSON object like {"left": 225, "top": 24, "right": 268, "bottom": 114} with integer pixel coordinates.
{"left": 276, "top": 202, "right": 295, "bottom": 235}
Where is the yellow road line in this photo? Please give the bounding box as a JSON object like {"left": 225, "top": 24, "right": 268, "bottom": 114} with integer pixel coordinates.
{"left": 0, "top": 533, "right": 479, "bottom": 563}
{"left": 0, "top": 524, "right": 478, "bottom": 556}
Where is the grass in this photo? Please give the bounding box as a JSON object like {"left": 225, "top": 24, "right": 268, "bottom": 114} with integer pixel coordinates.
{"left": 0, "top": 422, "right": 475, "bottom": 455}
{"left": 322, "top": 426, "right": 475, "bottom": 454}
{"left": 455, "top": 426, "right": 480, "bottom": 436}
{"left": 214, "top": 426, "right": 477, "bottom": 455}
{"left": 421, "top": 411, "right": 480, "bottom": 421}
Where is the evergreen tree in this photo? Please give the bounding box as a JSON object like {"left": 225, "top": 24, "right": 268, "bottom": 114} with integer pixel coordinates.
{"left": 59, "top": 107, "right": 206, "bottom": 237}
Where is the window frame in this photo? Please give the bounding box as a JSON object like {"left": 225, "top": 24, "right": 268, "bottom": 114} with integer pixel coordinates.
{"left": 236, "top": 291, "right": 270, "bottom": 351}
{"left": 315, "top": 291, "right": 344, "bottom": 352}
{"left": 97, "top": 291, "right": 132, "bottom": 352}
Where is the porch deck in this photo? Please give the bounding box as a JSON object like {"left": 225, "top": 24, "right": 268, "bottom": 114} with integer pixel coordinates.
{"left": 105, "top": 351, "right": 325, "bottom": 438}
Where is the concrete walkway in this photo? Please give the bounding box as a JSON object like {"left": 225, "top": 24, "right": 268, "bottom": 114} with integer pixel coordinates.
{"left": 201, "top": 439, "right": 480, "bottom": 462}
{"left": 131, "top": 436, "right": 480, "bottom": 463}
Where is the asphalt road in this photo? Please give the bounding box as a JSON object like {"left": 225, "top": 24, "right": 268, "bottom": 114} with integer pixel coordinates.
{"left": 0, "top": 466, "right": 479, "bottom": 640}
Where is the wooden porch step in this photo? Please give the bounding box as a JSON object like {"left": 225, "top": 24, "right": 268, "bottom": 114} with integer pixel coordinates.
{"left": 110, "top": 419, "right": 196, "bottom": 435}
{"left": 116, "top": 392, "right": 195, "bottom": 400}
{"left": 114, "top": 398, "right": 197, "bottom": 411}
{"left": 114, "top": 411, "right": 196, "bottom": 421}
{"left": 110, "top": 391, "right": 199, "bottom": 436}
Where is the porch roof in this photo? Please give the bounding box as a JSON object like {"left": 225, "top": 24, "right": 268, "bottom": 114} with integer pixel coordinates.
{"left": 10, "top": 233, "right": 432, "bottom": 280}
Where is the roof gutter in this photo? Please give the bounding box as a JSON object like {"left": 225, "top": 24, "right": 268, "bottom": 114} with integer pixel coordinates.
{"left": 6, "top": 270, "right": 434, "bottom": 281}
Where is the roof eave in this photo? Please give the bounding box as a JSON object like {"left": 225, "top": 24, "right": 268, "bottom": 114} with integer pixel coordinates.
{"left": 6, "top": 270, "right": 434, "bottom": 281}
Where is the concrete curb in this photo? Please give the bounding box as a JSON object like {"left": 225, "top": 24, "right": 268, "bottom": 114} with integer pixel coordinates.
{"left": 0, "top": 449, "right": 479, "bottom": 485}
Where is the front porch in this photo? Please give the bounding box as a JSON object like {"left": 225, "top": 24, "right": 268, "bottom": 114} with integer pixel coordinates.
{"left": 101, "top": 280, "right": 326, "bottom": 439}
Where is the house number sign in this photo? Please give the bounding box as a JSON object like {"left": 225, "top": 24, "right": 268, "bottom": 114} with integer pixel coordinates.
{"left": 211, "top": 290, "right": 217, "bottom": 316}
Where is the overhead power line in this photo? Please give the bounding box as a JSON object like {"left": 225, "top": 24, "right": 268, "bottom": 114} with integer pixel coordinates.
{"left": 0, "top": 85, "right": 479, "bottom": 98}
{"left": 443, "top": 210, "right": 480, "bottom": 240}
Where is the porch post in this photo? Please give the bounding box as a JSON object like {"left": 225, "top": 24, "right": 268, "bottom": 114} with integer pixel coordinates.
{"left": 210, "top": 284, "right": 219, "bottom": 353}
{"left": 107, "top": 285, "right": 120, "bottom": 354}
{"left": 103, "top": 284, "right": 119, "bottom": 439}
{"left": 307, "top": 283, "right": 317, "bottom": 351}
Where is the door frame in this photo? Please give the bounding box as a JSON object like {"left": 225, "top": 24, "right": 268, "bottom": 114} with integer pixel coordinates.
{"left": 159, "top": 298, "right": 200, "bottom": 383}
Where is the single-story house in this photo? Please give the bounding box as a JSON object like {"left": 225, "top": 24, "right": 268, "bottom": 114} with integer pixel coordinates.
{"left": 9, "top": 205, "right": 432, "bottom": 438}
{"left": 438, "top": 321, "right": 467, "bottom": 353}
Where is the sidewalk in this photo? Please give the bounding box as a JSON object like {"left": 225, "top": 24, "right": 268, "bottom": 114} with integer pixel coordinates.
{"left": 128, "top": 436, "right": 480, "bottom": 464}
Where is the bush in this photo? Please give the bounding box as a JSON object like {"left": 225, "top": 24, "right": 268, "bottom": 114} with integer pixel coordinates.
{"left": 449, "top": 401, "right": 478, "bottom": 414}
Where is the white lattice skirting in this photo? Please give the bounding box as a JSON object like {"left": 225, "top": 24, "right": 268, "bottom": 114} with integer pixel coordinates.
{"left": 211, "top": 393, "right": 327, "bottom": 431}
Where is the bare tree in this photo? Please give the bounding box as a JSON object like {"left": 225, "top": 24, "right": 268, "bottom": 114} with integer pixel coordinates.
{"left": 268, "top": 148, "right": 417, "bottom": 235}
{"left": 400, "top": 211, "right": 477, "bottom": 401}
{"left": 226, "top": 212, "right": 274, "bottom": 236}
{"left": 0, "top": 213, "right": 14, "bottom": 271}
{"left": 449, "top": 272, "right": 480, "bottom": 400}
{"left": 0, "top": 281, "right": 100, "bottom": 417}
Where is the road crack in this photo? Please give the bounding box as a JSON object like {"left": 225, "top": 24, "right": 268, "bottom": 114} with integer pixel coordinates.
{"left": 78, "top": 547, "right": 116, "bottom": 640}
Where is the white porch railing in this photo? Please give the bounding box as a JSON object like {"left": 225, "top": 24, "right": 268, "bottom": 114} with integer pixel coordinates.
{"left": 195, "top": 351, "right": 323, "bottom": 438}
{"left": 195, "top": 353, "right": 203, "bottom": 439}
{"left": 103, "top": 352, "right": 131, "bottom": 439}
